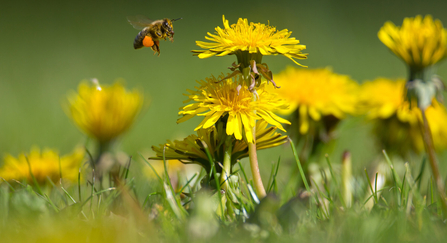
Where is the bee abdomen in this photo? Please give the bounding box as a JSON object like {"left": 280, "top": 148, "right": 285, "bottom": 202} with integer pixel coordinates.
{"left": 133, "top": 28, "right": 149, "bottom": 49}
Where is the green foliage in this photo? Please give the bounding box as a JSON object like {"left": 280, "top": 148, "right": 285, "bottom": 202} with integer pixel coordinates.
{"left": 0, "top": 146, "right": 446, "bottom": 243}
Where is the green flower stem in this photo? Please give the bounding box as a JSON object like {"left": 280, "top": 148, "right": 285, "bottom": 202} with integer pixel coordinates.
{"left": 95, "top": 140, "right": 114, "bottom": 189}
{"left": 236, "top": 51, "right": 267, "bottom": 199}
{"left": 248, "top": 94, "right": 266, "bottom": 197}
{"left": 248, "top": 140, "right": 266, "bottom": 198}
{"left": 220, "top": 135, "right": 233, "bottom": 189}
{"left": 420, "top": 109, "right": 447, "bottom": 214}
{"left": 248, "top": 92, "right": 267, "bottom": 199}
{"left": 96, "top": 140, "right": 112, "bottom": 166}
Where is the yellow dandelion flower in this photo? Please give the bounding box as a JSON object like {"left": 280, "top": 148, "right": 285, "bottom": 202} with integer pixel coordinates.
{"left": 177, "top": 74, "right": 290, "bottom": 143}
{"left": 271, "top": 66, "right": 359, "bottom": 134}
{"left": 151, "top": 120, "right": 288, "bottom": 173}
{"left": 360, "top": 77, "right": 447, "bottom": 153}
{"left": 66, "top": 80, "right": 144, "bottom": 143}
{"left": 378, "top": 15, "right": 447, "bottom": 70}
{"left": 0, "top": 147, "right": 85, "bottom": 185}
{"left": 192, "top": 15, "right": 308, "bottom": 66}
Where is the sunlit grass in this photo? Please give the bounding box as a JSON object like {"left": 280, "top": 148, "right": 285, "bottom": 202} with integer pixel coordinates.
{"left": 0, "top": 142, "right": 446, "bottom": 242}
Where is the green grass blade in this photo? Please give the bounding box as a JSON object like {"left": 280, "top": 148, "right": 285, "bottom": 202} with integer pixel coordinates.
{"left": 61, "top": 186, "right": 77, "bottom": 204}
{"left": 364, "top": 168, "right": 378, "bottom": 204}
{"left": 139, "top": 153, "right": 163, "bottom": 183}
{"left": 1, "top": 178, "right": 15, "bottom": 192}
{"left": 177, "top": 173, "right": 198, "bottom": 195}
{"left": 266, "top": 163, "right": 275, "bottom": 193}
{"left": 401, "top": 171, "right": 407, "bottom": 205}
{"left": 125, "top": 156, "right": 132, "bottom": 180}
{"left": 268, "top": 157, "right": 281, "bottom": 193}
{"left": 78, "top": 167, "right": 82, "bottom": 202}
{"left": 311, "top": 178, "right": 329, "bottom": 219}
{"left": 415, "top": 157, "right": 426, "bottom": 189}
{"left": 238, "top": 161, "right": 250, "bottom": 185}
{"left": 288, "top": 138, "right": 311, "bottom": 193}
{"left": 90, "top": 169, "right": 95, "bottom": 211}
{"left": 24, "top": 154, "right": 44, "bottom": 196}
{"left": 326, "top": 155, "right": 346, "bottom": 208}
{"left": 247, "top": 184, "right": 260, "bottom": 204}
{"left": 162, "top": 146, "right": 177, "bottom": 200}
{"left": 200, "top": 140, "right": 225, "bottom": 219}
{"left": 382, "top": 150, "right": 401, "bottom": 187}
{"left": 80, "top": 187, "right": 116, "bottom": 209}
{"left": 44, "top": 193, "right": 59, "bottom": 213}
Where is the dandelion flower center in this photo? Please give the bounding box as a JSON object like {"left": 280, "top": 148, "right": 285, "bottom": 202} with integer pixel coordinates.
{"left": 178, "top": 75, "right": 290, "bottom": 143}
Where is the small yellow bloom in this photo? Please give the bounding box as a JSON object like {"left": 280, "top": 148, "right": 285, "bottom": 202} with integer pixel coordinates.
{"left": 0, "top": 147, "right": 85, "bottom": 184}
{"left": 360, "top": 77, "right": 447, "bottom": 153}
{"left": 192, "top": 15, "right": 308, "bottom": 66}
{"left": 177, "top": 74, "right": 290, "bottom": 143}
{"left": 378, "top": 15, "right": 447, "bottom": 69}
{"left": 151, "top": 121, "right": 288, "bottom": 172}
{"left": 66, "top": 80, "right": 144, "bottom": 143}
{"left": 271, "top": 66, "right": 359, "bottom": 134}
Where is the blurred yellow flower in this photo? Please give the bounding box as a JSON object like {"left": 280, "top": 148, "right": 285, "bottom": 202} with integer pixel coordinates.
{"left": 378, "top": 15, "right": 447, "bottom": 70}
{"left": 177, "top": 74, "right": 290, "bottom": 143}
{"left": 66, "top": 80, "right": 144, "bottom": 143}
{"left": 151, "top": 120, "right": 288, "bottom": 173}
{"left": 359, "top": 78, "right": 408, "bottom": 120}
{"left": 272, "top": 66, "right": 359, "bottom": 134}
{"left": 192, "top": 15, "right": 308, "bottom": 66}
{"left": 360, "top": 77, "right": 447, "bottom": 153}
{"left": 0, "top": 147, "right": 84, "bottom": 184}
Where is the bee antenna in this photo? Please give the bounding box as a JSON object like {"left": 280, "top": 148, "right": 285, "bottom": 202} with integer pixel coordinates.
{"left": 171, "top": 17, "right": 183, "bottom": 22}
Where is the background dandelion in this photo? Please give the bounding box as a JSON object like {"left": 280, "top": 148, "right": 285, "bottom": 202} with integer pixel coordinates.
{"left": 360, "top": 77, "right": 447, "bottom": 156}
{"left": 0, "top": 146, "right": 84, "bottom": 184}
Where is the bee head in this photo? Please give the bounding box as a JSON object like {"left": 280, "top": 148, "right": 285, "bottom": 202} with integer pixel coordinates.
{"left": 162, "top": 18, "right": 174, "bottom": 33}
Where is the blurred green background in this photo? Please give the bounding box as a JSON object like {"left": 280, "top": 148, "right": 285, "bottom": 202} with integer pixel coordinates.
{"left": 1, "top": 0, "right": 446, "bottom": 175}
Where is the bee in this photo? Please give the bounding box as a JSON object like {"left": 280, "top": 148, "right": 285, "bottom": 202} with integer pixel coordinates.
{"left": 127, "top": 15, "right": 182, "bottom": 56}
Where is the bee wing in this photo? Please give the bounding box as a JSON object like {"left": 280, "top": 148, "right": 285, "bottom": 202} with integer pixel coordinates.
{"left": 127, "top": 15, "right": 154, "bottom": 30}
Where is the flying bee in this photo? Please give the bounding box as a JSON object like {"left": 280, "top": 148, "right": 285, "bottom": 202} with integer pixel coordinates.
{"left": 127, "top": 15, "right": 182, "bottom": 56}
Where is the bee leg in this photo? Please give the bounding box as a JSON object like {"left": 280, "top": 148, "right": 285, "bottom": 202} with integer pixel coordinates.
{"left": 151, "top": 40, "right": 160, "bottom": 56}
{"left": 168, "top": 32, "right": 174, "bottom": 42}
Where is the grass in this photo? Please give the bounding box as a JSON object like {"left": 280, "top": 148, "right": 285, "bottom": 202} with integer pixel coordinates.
{"left": 1, "top": 139, "right": 447, "bottom": 243}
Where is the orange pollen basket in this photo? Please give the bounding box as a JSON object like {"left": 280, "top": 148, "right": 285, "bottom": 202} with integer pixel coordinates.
{"left": 143, "top": 36, "right": 154, "bottom": 47}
